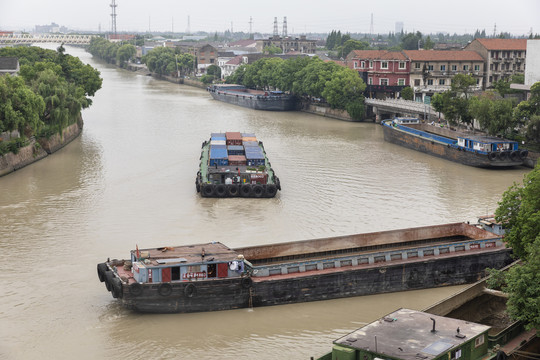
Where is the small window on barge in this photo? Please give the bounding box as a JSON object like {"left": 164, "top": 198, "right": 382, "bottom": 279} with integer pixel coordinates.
{"left": 171, "top": 266, "right": 180, "bottom": 281}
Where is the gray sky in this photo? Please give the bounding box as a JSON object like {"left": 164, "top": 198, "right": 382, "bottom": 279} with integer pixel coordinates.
{"left": 1, "top": 0, "right": 539, "bottom": 36}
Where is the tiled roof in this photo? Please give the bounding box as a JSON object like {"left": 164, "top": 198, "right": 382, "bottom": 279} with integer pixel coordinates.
{"left": 225, "top": 55, "right": 243, "bottom": 65}
{"left": 403, "top": 50, "right": 483, "bottom": 61}
{"left": 474, "top": 38, "right": 527, "bottom": 50}
{"left": 0, "top": 57, "right": 18, "bottom": 70}
{"left": 349, "top": 50, "right": 407, "bottom": 60}
{"left": 228, "top": 39, "right": 257, "bottom": 47}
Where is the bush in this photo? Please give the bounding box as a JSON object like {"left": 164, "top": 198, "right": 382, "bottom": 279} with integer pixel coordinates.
{"left": 200, "top": 75, "right": 214, "bottom": 84}
{"left": 346, "top": 100, "right": 365, "bottom": 121}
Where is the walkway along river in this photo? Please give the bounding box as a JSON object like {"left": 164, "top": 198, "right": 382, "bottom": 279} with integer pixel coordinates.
{"left": 0, "top": 46, "right": 531, "bottom": 360}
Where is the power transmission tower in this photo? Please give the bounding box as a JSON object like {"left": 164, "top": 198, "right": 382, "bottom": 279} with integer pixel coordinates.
{"left": 249, "top": 16, "right": 253, "bottom": 38}
{"left": 187, "top": 15, "right": 190, "bottom": 35}
{"left": 110, "top": 0, "right": 117, "bottom": 35}
{"left": 282, "top": 16, "right": 287, "bottom": 37}
{"left": 273, "top": 17, "right": 279, "bottom": 37}
{"left": 231, "top": 21, "right": 234, "bottom": 33}
{"left": 370, "top": 13, "right": 374, "bottom": 37}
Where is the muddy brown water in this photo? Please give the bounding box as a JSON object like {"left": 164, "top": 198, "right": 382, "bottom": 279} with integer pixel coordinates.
{"left": 0, "top": 46, "right": 529, "bottom": 360}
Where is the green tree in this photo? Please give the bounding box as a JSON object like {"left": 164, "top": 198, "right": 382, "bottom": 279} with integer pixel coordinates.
{"left": 495, "top": 164, "right": 540, "bottom": 330}
{"left": 346, "top": 100, "right": 365, "bottom": 120}
{"left": 401, "top": 86, "right": 414, "bottom": 101}
{"left": 526, "top": 114, "right": 540, "bottom": 142}
{"left": 0, "top": 75, "right": 45, "bottom": 134}
{"left": 322, "top": 67, "right": 366, "bottom": 109}
{"left": 200, "top": 74, "right": 214, "bottom": 84}
{"left": 206, "top": 65, "right": 221, "bottom": 80}
{"left": 423, "top": 36, "right": 434, "bottom": 50}
{"left": 338, "top": 39, "right": 369, "bottom": 59}
{"left": 401, "top": 31, "right": 423, "bottom": 50}
{"left": 116, "top": 44, "right": 136, "bottom": 68}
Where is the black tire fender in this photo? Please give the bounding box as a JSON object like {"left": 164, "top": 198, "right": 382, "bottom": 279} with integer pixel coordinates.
{"left": 158, "top": 283, "right": 173, "bottom": 297}
{"left": 227, "top": 184, "right": 239, "bottom": 197}
{"left": 104, "top": 271, "right": 115, "bottom": 292}
{"left": 240, "top": 184, "right": 252, "bottom": 197}
{"left": 488, "top": 152, "right": 497, "bottom": 161}
{"left": 129, "top": 283, "right": 143, "bottom": 297}
{"left": 184, "top": 283, "right": 196, "bottom": 298}
{"left": 265, "top": 184, "right": 277, "bottom": 197}
{"left": 202, "top": 184, "right": 215, "bottom": 197}
{"left": 519, "top": 149, "right": 528, "bottom": 159}
{"left": 215, "top": 184, "right": 227, "bottom": 197}
{"left": 97, "top": 263, "right": 108, "bottom": 282}
{"left": 111, "top": 278, "right": 123, "bottom": 299}
{"left": 253, "top": 184, "right": 264, "bottom": 198}
{"left": 510, "top": 151, "right": 519, "bottom": 162}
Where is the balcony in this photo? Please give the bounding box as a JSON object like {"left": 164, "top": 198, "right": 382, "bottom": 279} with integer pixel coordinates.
{"left": 366, "top": 84, "right": 406, "bottom": 93}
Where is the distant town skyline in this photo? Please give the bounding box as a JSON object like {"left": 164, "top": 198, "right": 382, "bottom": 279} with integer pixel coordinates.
{"left": 1, "top": 0, "right": 538, "bottom": 36}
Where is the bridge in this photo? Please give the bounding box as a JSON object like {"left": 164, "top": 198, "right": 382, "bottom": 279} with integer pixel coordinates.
{"left": 0, "top": 34, "right": 97, "bottom": 45}
{"left": 365, "top": 98, "right": 437, "bottom": 122}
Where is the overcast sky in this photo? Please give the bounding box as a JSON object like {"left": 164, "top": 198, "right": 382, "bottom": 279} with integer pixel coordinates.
{"left": 1, "top": 0, "right": 539, "bottom": 36}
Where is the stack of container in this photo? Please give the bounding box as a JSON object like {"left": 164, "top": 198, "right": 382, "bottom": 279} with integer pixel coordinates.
{"left": 245, "top": 146, "right": 265, "bottom": 166}
{"left": 225, "top": 132, "right": 243, "bottom": 145}
{"left": 210, "top": 133, "right": 228, "bottom": 166}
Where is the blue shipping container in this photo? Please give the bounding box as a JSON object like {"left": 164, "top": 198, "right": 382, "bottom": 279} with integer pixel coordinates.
{"left": 209, "top": 147, "right": 229, "bottom": 166}
{"left": 242, "top": 133, "right": 256, "bottom": 138}
{"left": 245, "top": 151, "right": 265, "bottom": 166}
{"left": 211, "top": 133, "right": 226, "bottom": 138}
{"left": 211, "top": 144, "right": 227, "bottom": 151}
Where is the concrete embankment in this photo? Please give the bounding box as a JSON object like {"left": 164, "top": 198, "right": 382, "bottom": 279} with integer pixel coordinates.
{"left": 0, "top": 117, "right": 83, "bottom": 177}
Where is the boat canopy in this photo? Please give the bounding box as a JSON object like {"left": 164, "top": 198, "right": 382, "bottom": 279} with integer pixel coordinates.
{"left": 392, "top": 118, "right": 420, "bottom": 125}
{"left": 456, "top": 136, "right": 518, "bottom": 152}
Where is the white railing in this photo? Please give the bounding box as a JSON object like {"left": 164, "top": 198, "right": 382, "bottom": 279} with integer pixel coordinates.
{"left": 0, "top": 34, "right": 96, "bottom": 45}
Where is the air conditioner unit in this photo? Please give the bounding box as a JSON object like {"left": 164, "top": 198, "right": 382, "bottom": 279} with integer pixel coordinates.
{"left": 442, "top": 72, "right": 446, "bottom": 75}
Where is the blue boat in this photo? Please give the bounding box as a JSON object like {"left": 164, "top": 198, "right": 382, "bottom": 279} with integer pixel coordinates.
{"left": 381, "top": 118, "right": 528, "bottom": 168}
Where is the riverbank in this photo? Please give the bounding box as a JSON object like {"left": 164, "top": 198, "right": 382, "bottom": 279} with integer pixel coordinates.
{"left": 0, "top": 117, "right": 83, "bottom": 177}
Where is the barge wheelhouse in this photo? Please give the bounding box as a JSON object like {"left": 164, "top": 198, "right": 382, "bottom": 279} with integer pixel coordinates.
{"left": 381, "top": 118, "right": 528, "bottom": 168}
{"left": 207, "top": 84, "right": 298, "bottom": 111}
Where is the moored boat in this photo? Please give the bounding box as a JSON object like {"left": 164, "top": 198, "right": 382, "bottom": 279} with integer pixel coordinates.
{"left": 195, "top": 132, "right": 281, "bottom": 198}
{"left": 207, "top": 84, "right": 298, "bottom": 111}
{"left": 97, "top": 221, "right": 513, "bottom": 313}
{"left": 381, "top": 118, "right": 528, "bottom": 168}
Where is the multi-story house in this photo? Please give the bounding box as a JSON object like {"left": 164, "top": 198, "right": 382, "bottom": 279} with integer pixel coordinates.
{"left": 464, "top": 38, "right": 527, "bottom": 88}
{"left": 346, "top": 50, "right": 410, "bottom": 99}
{"left": 403, "top": 50, "right": 484, "bottom": 102}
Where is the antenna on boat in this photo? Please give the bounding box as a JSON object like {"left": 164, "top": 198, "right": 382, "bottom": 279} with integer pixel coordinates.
{"left": 430, "top": 318, "right": 436, "bottom": 333}
{"left": 201, "top": 248, "right": 205, "bottom": 261}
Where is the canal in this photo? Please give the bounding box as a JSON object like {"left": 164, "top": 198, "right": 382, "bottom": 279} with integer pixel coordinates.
{"left": 0, "top": 46, "right": 529, "bottom": 359}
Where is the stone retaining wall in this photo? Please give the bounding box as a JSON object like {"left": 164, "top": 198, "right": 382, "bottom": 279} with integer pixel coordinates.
{"left": 0, "top": 118, "right": 83, "bottom": 177}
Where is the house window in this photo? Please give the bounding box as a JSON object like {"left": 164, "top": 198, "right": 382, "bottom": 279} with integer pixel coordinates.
{"left": 463, "top": 65, "right": 469, "bottom": 71}
{"left": 361, "top": 61, "right": 365, "bottom": 68}
{"left": 398, "top": 78, "right": 405, "bottom": 86}
{"left": 369, "top": 60, "right": 373, "bottom": 68}
{"left": 439, "top": 79, "right": 445, "bottom": 85}
{"left": 381, "top": 61, "right": 388, "bottom": 69}
{"left": 415, "top": 62, "right": 421, "bottom": 69}
{"left": 427, "top": 79, "right": 434, "bottom": 85}
{"left": 354, "top": 61, "right": 358, "bottom": 68}
{"left": 475, "top": 335, "right": 485, "bottom": 347}
{"left": 427, "top": 65, "right": 434, "bottom": 71}
{"left": 368, "top": 77, "right": 373, "bottom": 85}
{"left": 474, "top": 65, "right": 480, "bottom": 71}
{"left": 380, "top": 78, "right": 389, "bottom": 85}
{"left": 414, "top": 79, "right": 421, "bottom": 86}
{"left": 440, "top": 65, "right": 446, "bottom": 71}
{"left": 399, "top": 61, "right": 406, "bottom": 69}
{"left": 451, "top": 349, "right": 462, "bottom": 359}
{"left": 451, "top": 65, "right": 457, "bottom": 71}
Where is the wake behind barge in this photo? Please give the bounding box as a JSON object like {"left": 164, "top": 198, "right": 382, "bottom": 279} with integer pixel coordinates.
{"left": 97, "top": 222, "right": 513, "bottom": 313}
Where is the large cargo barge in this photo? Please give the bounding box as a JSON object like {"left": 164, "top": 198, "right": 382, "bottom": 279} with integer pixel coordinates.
{"left": 196, "top": 132, "right": 281, "bottom": 198}
{"left": 97, "top": 222, "right": 513, "bottom": 313}
{"left": 381, "top": 118, "right": 528, "bottom": 168}
{"left": 207, "top": 84, "right": 298, "bottom": 111}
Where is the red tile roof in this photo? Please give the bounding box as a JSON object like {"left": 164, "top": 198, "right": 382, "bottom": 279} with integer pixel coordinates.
{"left": 228, "top": 39, "right": 257, "bottom": 47}
{"left": 473, "top": 38, "right": 527, "bottom": 50}
{"left": 226, "top": 55, "right": 243, "bottom": 65}
{"left": 403, "top": 50, "right": 483, "bottom": 61}
{"left": 348, "top": 50, "right": 408, "bottom": 60}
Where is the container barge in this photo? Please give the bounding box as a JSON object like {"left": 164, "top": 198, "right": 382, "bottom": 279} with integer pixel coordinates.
{"left": 195, "top": 132, "right": 281, "bottom": 198}
{"left": 207, "top": 84, "right": 298, "bottom": 111}
{"left": 381, "top": 118, "right": 528, "bottom": 168}
{"left": 97, "top": 221, "right": 513, "bottom": 313}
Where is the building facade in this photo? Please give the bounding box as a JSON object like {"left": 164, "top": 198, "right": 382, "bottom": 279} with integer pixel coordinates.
{"left": 464, "top": 38, "right": 527, "bottom": 89}
{"left": 404, "top": 50, "right": 484, "bottom": 102}
{"left": 257, "top": 35, "right": 316, "bottom": 54}
{"left": 347, "top": 50, "right": 410, "bottom": 99}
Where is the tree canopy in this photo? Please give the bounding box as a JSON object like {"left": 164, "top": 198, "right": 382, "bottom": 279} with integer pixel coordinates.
{"left": 494, "top": 163, "right": 540, "bottom": 330}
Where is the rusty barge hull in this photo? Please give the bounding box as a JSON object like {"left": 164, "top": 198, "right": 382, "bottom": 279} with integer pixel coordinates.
{"left": 100, "top": 222, "right": 513, "bottom": 313}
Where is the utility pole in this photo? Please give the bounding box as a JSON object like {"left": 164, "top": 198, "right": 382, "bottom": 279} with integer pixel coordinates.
{"left": 370, "top": 13, "right": 374, "bottom": 37}
{"left": 187, "top": 15, "right": 190, "bottom": 35}
{"left": 249, "top": 16, "right": 253, "bottom": 39}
